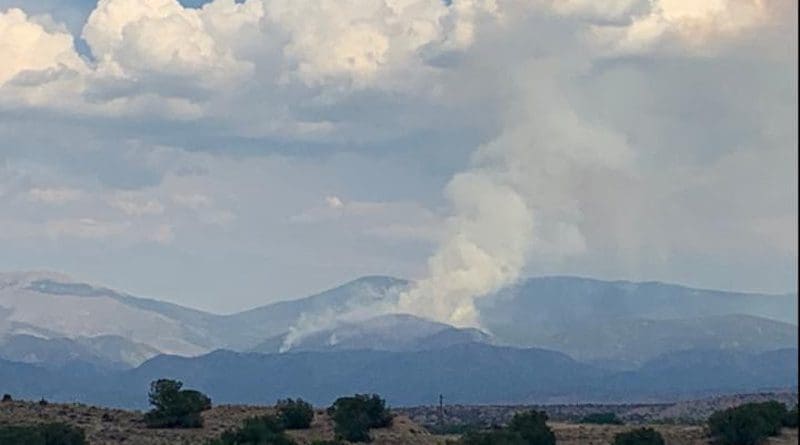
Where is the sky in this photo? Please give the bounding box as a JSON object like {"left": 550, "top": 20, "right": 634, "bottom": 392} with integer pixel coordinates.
{"left": 0, "top": 0, "right": 796, "bottom": 314}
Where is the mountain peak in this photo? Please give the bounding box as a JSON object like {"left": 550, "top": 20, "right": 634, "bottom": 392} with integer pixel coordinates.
{"left": 0, "top": 270, "right": 74, "bottom": 288}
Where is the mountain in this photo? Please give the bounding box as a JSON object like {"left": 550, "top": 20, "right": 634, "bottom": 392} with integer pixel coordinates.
{"left": 1, "top": 271, "right": 796, "bottom": 367}
{"left": 0, "top": 272, "right": 408, "bottom": 359}
{"left": 250, "top": 314, "right": 492, "bottom": 353}
{"left": 597, "top": 348, "right": 799, "bottom": 400}
{"left": 0, "top": 334, "right": 158, "bottom": 369}
{"left": 213, "top": 276, "right": 409, "bottom": 350}
{"left": 476, "top": 277, "right": 797, "bottom": 363}
{"left": 0, "top": 271, "right": 216, "bottom": 356}
{"left": 477, "top": 276, "right": 798, "bottom": 346}
{"left": 528, "top": 314, "right": 798, "bottom": 368}
{"left": 0, "top": 344, "right": 795, "bottom": 409}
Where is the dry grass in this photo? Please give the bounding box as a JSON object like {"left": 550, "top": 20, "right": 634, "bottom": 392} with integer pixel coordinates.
{"left": 550, "top": 423, "right": 799, "bottom": 445}
{"left": 0, "top": 401, "right": 796, "bottom": 445}
{"left": 550, "top": 422, "right": 708, "bottom": 445}
{"left": 0, "top": 401, "right": 445, "bottom": 445}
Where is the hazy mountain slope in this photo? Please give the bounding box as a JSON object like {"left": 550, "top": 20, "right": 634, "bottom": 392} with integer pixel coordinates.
{"left": 1, "top": 271, "right": 795, "bottom": 367}
{"left": 0, "top": 334, "right": 118, "bottom": 369}
{"left": 0, "top": 272, "right": 213, "bottom": 356}
{"left": 532, "top": 314, "right": 798, "bottom": 366}
{"left": 478, "top": 276, "right": 798, "bottom": 346}
{"left": 23, "top": 276, "right": 220, "bottom": 349}
{"left": 250, "top": 314, "right": 492, "bottom": 353}
{"left": 212, "top": 276, "right": 409, "bottom": 349}
{"left": 597, "top": 348, "right": 798, "bottom": 400}
{"left": 74, "top": 335, "right": 162, "bottom": 367}
{"left": 0, "top": 272, "right": 410, "bottom": 358}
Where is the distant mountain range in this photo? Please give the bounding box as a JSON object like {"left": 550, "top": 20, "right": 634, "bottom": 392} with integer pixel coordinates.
{"left": 0, "top": 270, "right": 796, "bottom": 407}
{"left": 0, "top": 343, "right": 795, "bottom": 409}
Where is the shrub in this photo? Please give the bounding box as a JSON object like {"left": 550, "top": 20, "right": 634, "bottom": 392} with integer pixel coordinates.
{"left": 327, "top": 394, "right": 393, "bottom": 442}
{"left": 507, "top": 410, "right": 556, "bottom": 445}
{"left": 0, "top": 422, "right": 87, "bottom": 445}
{"left": 277, "top": 398, "right": 315, "bottom": 429}
{"left": 458, "top": 429, "right": 528, "bottom": 445}
{"left": 612, "top": 428, "right": 665, "bottom": 445}
{"left": 708, "top": 401, "right": 788, "bottom": 445}
{"left": 144, "top": 379, "right": 212, "bottom": 428}
{"left": 458, "top": 429, "right": 527, "bottom": 445}
{"left": 783, "top": 404, "right": 799, "bottom": 428}
{"left": 426, "top": 423, "right": 483, "bottom": 435}
{"left": 2, "top": 394, "right": 12, "bottom": 402}
{"left": 455, "top": 411, "right": 555, "bottom": 445}
{"left": 579, "top": 412, "right": 624, "bottom": 425}
{"left": 210, "top": 415, "right": 296, "bottom": 445}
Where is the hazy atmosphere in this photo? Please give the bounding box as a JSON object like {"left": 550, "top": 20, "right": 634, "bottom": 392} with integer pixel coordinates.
{"left": 0, "top": 3, "right": 798, "bottom": 444}
{"left": 0, "top": 0, "right": 796, "bottom": 314}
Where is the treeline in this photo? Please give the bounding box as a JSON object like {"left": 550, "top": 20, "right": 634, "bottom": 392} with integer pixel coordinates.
{"left": 0, "top": 381, "right": 797, "bottom": 444}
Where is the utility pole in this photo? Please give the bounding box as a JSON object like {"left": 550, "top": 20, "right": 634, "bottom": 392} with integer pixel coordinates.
{"left": 438, "top": 393, "right": 444, "bottom": 426}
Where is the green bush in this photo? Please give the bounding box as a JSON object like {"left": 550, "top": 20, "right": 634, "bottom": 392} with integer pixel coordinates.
{"left": 277, "top": 398, "right": 315, "bottom": 429}
{"left": 455, "top": 411, "right": 555, "bottom": 445}
{"left": 327, "top": 394, "right": 393, "bottom": 442}
{"left": 612, "top": 428, "right": 665, "bottom": 445}
{"left": 458, "top": 429, "right": 527, "bottom": 445}
{"left": 783, "top": 404, "right": 798, "bottom": 428}
{"left": 579, "top": 412, "right": 624, "bottom": 425}
{"left": 708, "top": 401, "right": 788, "bottom": 445}
{"left": 426, "top": 423, "right": 483, "bottom": 435}
{"left": 144, "top": 379, "right": 212, "bottom": 428}
{"left": 507, "top": 410, "right": 556, "bottom": 445}
{"left": 209, "top": 415, "right": 297, "bottom": 445}
{"left": 0, "top": 422, "right": 87, "bottom": 445}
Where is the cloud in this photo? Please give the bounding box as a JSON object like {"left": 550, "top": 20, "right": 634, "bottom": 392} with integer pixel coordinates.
{"left": 0, "top": 0, "right": 795, "bottom": 313}
{"left": 82, "top": 0, "right": 258, "bottom": 86}
{"left": 0, "top": 8, "right": 86, "bottom": 85}
{"left": 171, "top": 193, "right": 212, "bottom": 209}
{"left": 292, "top": 195, "right": 442, "bottom": 243}
{"left": 27, "top": 187, "right": 83, "bottom": 205}
{"left": 45, "top": 217, "right": 130, "bottom": 239}
{"left": 325, "top": 195, "right": 344, "bottom": 209}
{"left": 586, "top": 0, "right": 789, "bottom": 54}
{"left": 109, "top": 194, "right": 165, "bottom": 216}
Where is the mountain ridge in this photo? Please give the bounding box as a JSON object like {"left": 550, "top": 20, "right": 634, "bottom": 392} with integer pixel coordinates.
{"left": 1, "top": 271, "right": 796, "bottom": 368}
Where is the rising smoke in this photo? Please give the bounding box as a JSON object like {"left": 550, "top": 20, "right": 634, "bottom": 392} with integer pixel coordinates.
{"left": 397, "top": 57, "right": 633, "bottom": 328}
{"left": 280, "top": 6, "right": 637, "bottom": 345}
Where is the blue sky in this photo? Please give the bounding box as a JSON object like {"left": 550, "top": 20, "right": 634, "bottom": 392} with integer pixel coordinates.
{"left": 0, "top": 0, "right": 796, "bottom": 314}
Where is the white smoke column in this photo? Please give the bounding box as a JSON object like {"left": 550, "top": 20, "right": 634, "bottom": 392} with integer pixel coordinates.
{"left": 397, "top": 60, "right": 633, "bottom": 328}
{"left": 396, "top": 171, "right": 534, "bottom": 327}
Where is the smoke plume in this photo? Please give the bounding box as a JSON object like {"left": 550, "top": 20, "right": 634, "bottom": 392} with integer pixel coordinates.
{"left": 397, "top": 59, "right": 633, "bottom": 328}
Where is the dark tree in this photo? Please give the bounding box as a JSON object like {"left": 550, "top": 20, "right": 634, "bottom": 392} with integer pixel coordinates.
{"left": 143, "top": 379, "right": 211, "bottom": 428}
{"left": 612, "top": 428, "right": 665, "bottom": 445}
{"left": 579, "top": 412, "right": 624, "bottom": 425}
{"left": 708, "top": 401, "right": 788, "bottom": 445}
{"left": 508, "top": 410, "right": 556, "bottom": 445}
{"left": 276, "top": 398, "right": 315, "bottom": 429}
{"left": 210, "top": 415, "right": 296, "bottom": 445}
{"left": 327, "top": 394, "right": 393, "bottom": 442}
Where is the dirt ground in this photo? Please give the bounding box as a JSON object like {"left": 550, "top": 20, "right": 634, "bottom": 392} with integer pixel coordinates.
{"left": 0, "top": 401, "right": 444, "bottom": 445}
{"left": 0, "top": 401, "right": 797, "bottom": 445}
